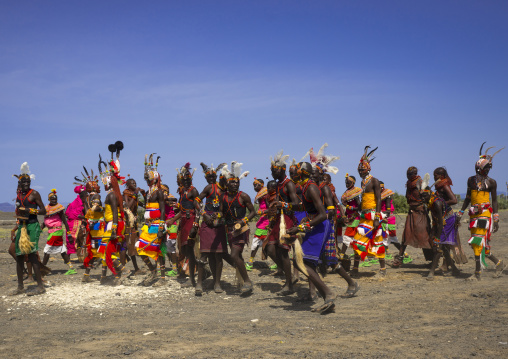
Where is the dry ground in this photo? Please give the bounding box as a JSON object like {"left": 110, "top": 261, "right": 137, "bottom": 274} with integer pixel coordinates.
{"left": 0, "top": 211, "right": 507, "bottom": 358}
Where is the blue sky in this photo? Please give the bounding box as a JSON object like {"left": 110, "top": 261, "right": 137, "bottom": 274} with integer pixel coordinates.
{"left": 1, "top": 1, "right": 507, "bottom": 204}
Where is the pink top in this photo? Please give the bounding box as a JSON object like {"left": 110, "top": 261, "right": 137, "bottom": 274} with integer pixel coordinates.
{"left": 66, "top": 195, "right": 83, "bottom": 221}
{"left": 44, "top": 213, "right": 63, "bottom": 234}
{"left": 165, "top": 204, "right": 176, "bottom": 220}
{"left": 381, "top": 198, "right": 396, "bottom": 225}
{"left": 256, "top": 197, "right": 269, "bottom": 230}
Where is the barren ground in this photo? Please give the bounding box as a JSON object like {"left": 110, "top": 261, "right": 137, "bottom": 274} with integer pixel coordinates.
{"left": 0, "top": 211, "right": 507, "bottom": 358}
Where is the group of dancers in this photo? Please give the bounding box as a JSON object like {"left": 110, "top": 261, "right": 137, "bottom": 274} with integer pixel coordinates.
{"left": 9, "top": 141, "right": 506, "bottom": 314}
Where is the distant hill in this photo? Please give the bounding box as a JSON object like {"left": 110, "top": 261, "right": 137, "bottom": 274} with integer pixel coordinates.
{"left": 0, "top": 202, "right": 15, "bottom": 212}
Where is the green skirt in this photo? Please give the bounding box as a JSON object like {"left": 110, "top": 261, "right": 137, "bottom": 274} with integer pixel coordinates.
{"left": 15, "top": 222, "right": 42, "bottom": 256}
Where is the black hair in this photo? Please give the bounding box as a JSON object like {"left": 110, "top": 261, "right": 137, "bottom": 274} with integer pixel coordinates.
{"left": 267, "top": 180, "right": 277, "bottom": 189}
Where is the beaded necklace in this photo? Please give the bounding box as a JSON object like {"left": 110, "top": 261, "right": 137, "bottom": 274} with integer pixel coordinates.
{"left": 361, "top": 174, "right": 373, "bottom": 192}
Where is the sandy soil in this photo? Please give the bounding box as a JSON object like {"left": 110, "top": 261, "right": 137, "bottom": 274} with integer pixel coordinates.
{"left": 0, "top": 211, "right": 507, "bottom": 358}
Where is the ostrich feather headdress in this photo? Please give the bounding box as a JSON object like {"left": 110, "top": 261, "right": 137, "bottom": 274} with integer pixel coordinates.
{"left": 176, "top": 162, "right": 195, "bottom": 179}
{"left": 270, "top": 150, "right": 290, "bottom": 169}
{"left": 13, "top": 162, "right": 36, "bottom": 181}
{"left": 221, "top": 161, "right": 250, "bottom": 180}
{"left": 200, "top": 162, "right": 226, "bottom": 175}
{"left": 302, "top": 143, "right": 340, "bottom": 174}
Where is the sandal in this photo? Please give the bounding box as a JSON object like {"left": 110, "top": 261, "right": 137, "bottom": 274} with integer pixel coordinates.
{"left": 312, "top": 295, "right": 337, "bottom": 313}
{"left": 64, "top": 268, "right": 77, "bottom": 275}
{"left": 343, "top": 282, "right": 359, "bottom": 298}
{"left": 240, "top": 282, "right": 253, "bottom": 297}
{"left": 494, "top": 260, "right": 506, "bottom": 278}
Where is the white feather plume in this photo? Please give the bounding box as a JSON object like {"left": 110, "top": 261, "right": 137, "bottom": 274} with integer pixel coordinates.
{"left": 422, "top": 173, "right": 430, "bottom": 189}
{"left": 316, "top": 143, "right": 328, "bottom": 158}
{"left": 20, "top": 162, "right": 30, "bottom": 175}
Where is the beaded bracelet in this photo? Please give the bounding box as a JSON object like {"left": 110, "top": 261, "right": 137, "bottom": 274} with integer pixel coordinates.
{"left": 192, "top": 222, "right": 199, "bottom": 228}
{"left": 111, "top": 223, "right": 118, "bottom": 230}
{"left": 493, "top": 213, "right": 500, "bottom": 222}
{"left": 242, "top": 217, "right": 249, "bottom": 224}
{"left": 29, "top": 208, "right": 38, "bottom": 215}
{"left": 326, "top": 206, "right": 335, "bottom": 210}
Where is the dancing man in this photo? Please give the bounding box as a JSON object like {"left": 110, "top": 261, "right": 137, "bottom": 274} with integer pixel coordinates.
{"left": 221, "top": 161, "right": 256, "bottom": 296}
{"left": 136, "top": 154, "right": 166, "bottom": 286}
{"left": 97, "top": 142, "right": 129, "bottom": 285}
{"left": 194, "top": 162, "right": 228, "bottom": 295}
{"left": 268, "top": 150, "right": 299, "bottom": 295}
{"left": 11, "top": 162, "right": 47, "bottom": 296}
{"left": 351, "top": 146, "right": 387, "bottom": 278}
{"left": 457, "top": 143, "right": 506, "bottom": 280}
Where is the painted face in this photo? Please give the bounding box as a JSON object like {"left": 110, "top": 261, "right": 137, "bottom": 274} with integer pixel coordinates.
{"left": 357, "top": 168, "right": 369, "bottom": 179}
{"left": 144, "top": 173, "right": 154, "bottom": 187}
{"left": 227, "top": 179, "right": 240, "bottom": 193}
{"left": 205, "top": 172, "right": 217, "bottom": 184}
{"left": 271, "top": 166, "right": 285, "bottom": 181}
{"left": 86, "top": 181, "right": 100, "bottom": 193}
{"left": 18, "top": 177, "right": 30, "bottom": 192}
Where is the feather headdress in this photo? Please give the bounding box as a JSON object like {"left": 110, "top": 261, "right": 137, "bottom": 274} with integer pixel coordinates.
{"left": 303, "top": 143, "right": 340, "bottom": 174}
{"left": 99, "top": 141, "right": 125, "bottom": 187}
{"left": 99, "top": 141, "right": 125, "bottom": 216}
{"left": 13, "top": 162, "right": 36, "bottom": 181}
{"left": 476, "top": 141, "right": 504, "bottom": 171}
{"left": 270, "top": 150, "right": 290, "bottom": 169}
{"left": 176, "top": 162, "right": 195, "bottom": 179}
{"left": 200, "top": 162, "right": 226, "bottom": 175}
{"left": 358, "top": 145, "right": 378, "bottom": 171}
{"left": 221, "top": 161, "right": 250, "bottom": 180}
{"left": 144, "top": 153, "right": 161, "bottom": 183}
{"left": 73, "top": 165, "right": 99, "bottom": 187}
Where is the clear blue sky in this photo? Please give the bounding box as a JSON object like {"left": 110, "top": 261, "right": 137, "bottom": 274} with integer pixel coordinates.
{"left": 1, "top": 1, "right": 507, "bottom": 205}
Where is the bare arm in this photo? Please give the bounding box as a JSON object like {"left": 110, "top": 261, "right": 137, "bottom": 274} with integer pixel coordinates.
{"left": 432, "top": 201, "right": 444, "bottom": 240}
{"left": 240, "top": 192, "right": 256, "bottom": 223}
{"left": 59, "top": 211, "right": 70, "bottom": 232}
{"left": 31, "top": 191, "right": 46, "bottom": 216}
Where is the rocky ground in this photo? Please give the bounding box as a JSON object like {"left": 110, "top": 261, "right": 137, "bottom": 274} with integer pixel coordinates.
{"left": 0, "top": 211, "right": 507, "bottom": 358}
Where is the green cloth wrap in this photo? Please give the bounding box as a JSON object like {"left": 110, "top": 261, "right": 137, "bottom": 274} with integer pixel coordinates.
{"left": 15, "top": 222, "right": 42, "bottom": 256}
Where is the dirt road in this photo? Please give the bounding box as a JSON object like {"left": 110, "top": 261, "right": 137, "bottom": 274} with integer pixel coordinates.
{"left": 1, "top": 211, "right": 507, "bottom": 358}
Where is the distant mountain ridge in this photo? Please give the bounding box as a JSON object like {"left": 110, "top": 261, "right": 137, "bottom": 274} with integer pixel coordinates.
{"left": 0, "top": 202, "right": 15, "bottom": 212}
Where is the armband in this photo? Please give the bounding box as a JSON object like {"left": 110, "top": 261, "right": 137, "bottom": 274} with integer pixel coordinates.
{"left": 195, "top": 197, "right": 202, "bottom": 203}
{"left": 29, "top": 208, "right": 38, "bottom": 215}
{"left": 111, "top": 223, "right": 118, "bottom": 230}
{"left": 326, "top": 206, "right": 335, "bottom": 210}
{"left": 374, "top": 212, "right": 381, "bottom": 220}
{"left": 493, "top": 213, "right": 499, "bottom": 222}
